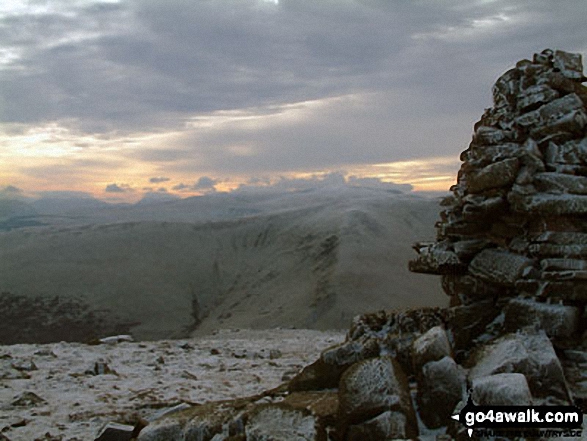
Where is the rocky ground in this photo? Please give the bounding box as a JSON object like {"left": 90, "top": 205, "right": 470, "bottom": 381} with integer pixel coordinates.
{"left": 0, "top": 329, "right": 344, "bottom": 440}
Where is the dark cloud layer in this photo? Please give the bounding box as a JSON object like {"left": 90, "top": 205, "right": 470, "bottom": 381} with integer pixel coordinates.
{"left": 2, "top": 0, "right": 587, "bottom": 181}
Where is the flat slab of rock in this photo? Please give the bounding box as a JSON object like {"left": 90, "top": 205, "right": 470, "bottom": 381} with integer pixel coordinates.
{"left": 505, "top": 297, "right": 580, "bottom": 337}
{"left": 469, "top": 249, "right": 534, "bottom": 286}
{"left": 534, "top": 172, "right": 587, "bottom": 195}
{"left": 466, "top": 158, "right": 520, "bottom": 193}
{"left": 510, "top": 191, "right": 587, "bottom": 215}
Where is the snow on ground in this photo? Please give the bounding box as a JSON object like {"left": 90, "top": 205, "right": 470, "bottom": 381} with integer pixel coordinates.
{"left": 0, "top": 329, "right": 345, "bottom": 440}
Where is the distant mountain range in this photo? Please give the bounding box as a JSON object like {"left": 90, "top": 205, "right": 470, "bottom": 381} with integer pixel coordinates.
{"left": 0, "top": 185, "right": 446, "bottom": 342}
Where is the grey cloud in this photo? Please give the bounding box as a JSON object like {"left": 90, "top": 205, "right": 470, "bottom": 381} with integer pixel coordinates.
{"left": 347, "top": 176, "right": 412, "bottom": 192}
{"left": 105, "top": 183, "right": 131, "bottom": 193}
{"left": 149, "top": 176, "right": 170, "bottom": 183}
{"left": 36, "top": 190, "right": 96, "bottom": 199}
{"left": 171, "top": 177, "right": 218, "bottom": 193}
{"left": 171, "top": 183, "right": 190, "bottom": 191}
{"left": 234, "top": 171, "right": 411, "bottom": 194}
{"left": 194, "top": 176, "right": 218, "bottom": 191}
{"left": 3, "top": 185, "right": 23, "bottom": 194}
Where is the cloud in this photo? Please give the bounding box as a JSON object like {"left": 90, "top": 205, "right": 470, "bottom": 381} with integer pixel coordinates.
{"left": 234, "top": 171, "right": 411, "bottom": 194}
{"left": 137, "top": 190, "right": 180, "bottom": 205}
{"left": 171, "top": 183, "right": 190, "bottom": 191}
{"left": 171, "top": 177, "right": 218, "bottom": 193}
{"left": 149, "top": 176, "right": 170, "bottom": 183}
{"left": 193, "top": 176, "right": 218, "bottom": 191}
{"left": 105, "top": 183, "right": 131, "bottom": 193}
{"left": 2, "top": 0, "right": 585, "bottom": 136}
{"left": 2, "top": 185, "right": 22, "bottom": 194}
{"left": 0, "top": 185, "right": 26, "bottom": 200}
{"left": 36, "top": 190, "right": 96, "bottom": 199}
{"left": 1, "top": 0, "right": 587, "bottom": 194}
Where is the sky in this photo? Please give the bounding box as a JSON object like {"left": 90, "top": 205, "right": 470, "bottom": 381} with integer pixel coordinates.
{"left": 0, "top": 0, "right": 586, "bottom": 202}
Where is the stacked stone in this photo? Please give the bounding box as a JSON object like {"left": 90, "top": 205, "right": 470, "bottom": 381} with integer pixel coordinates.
{"left": 410, "top": 49, "right": 587, "bottom": 331}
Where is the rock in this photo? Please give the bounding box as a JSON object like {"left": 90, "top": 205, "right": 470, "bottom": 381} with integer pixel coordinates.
{"left": 510, "top": 192, "right": 587, "bottom": 215}
{"left": 441, "top": 274, "right": 499, "bottom": 305}
{"left": 468, "top": 249, "right": 535, "bottom": 286}
{"left": 417, "top": 356, "right": 465, "bottom": 429}
{"left": 338, "top": 356, "right": 417, "bottom": 435}
{"left": 245, "top": 405, "right": 318, "bottom": 441}
{"left": 517, "top": 84, "right": 559, "bottom": 112}
{"left": 0, "top": 359, "right": 31, "bottom": 379}
{"left": 320, "top": 335, "right": 379, "bottom": 367}
{"left": 87, "top": 360, "right": 116, "bottom": 376}
{"left": 282, "top": 391, "right": 339, "bottom": 425}
{"left": 553, "top": 50, "right": 584, "bottom": 80}
{"left": 466, "top": 158, "right": 520, "bottom": 194}
{"left": 269, "top": 349, "right": 282, "bottom": 359}
{"left": 95, "top": 420, "right": 147, "bottom": 441}
{"left": 471, "top": 373, "right": 532, "bottom": 405}
{"left": 97, "top": 335, "right": 134, "bottom": 345}
{"left": 545, "top": 138, "right": 587, "bottom": 166}
{"left": 473, "top": 127, "right": 517, "bottom": 145}
{"left": 462, "top": 196, "right": 507, "bottom": 221}
{"left": 288, "top": 358, "right": 346, "bottom": 392}
{"left": 408, "top": 245, "right": 466, "bottom": 275}
{"left": 411, "top": 326, "right": 452, "bottom": 373}
{"left": 11, "top": 359, "right": 37, "bottom": 372}
{"left": 534, "top": 172, "right": 587, "bottom": 195}
{"left": 137, "top": 419, "right": 184, "bottom": 441}
{"left": 468, "top": 330, "right": 569, "bottom": 401}
{"left": 541, "top": 258, "right": 587, "bottom": 271}
{"left": 346, "top": 411, "right": 410, "bottom": 441}
{"left": 504, "top": 297, "right": 580, "bottom": 337}
{"left": 11, "top": 391, "right": 46, "bottom": 407}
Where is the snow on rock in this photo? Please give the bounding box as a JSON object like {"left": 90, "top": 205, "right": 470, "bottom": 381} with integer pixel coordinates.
{"left": 468, "top": 330, "right": 570, "bottom": 402}
{"left": 0, "top": 329, "right": 343, "bottom": 440}
{"left": 471, "top": 373, "right": 532, "bottom": 406}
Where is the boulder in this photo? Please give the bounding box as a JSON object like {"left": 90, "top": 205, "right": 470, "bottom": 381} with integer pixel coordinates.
{"left": 468, "top": 331, "right": 569, "bottom": 401}
{"left": 471, "top": 373, "right": 532, "bottom": 406}
{"left": 417, "top": 356, "right": 465, "bottom": 429}
{"left": 346, "top": 411, "right": 412, "bottom": 441}
{"left": 338, "top": 356, "right": 416, "bottom": 433}
{"left": 320, "top": 335, "right": 379, "bottom": 367}
{"left": 245, "top": 405, "right": 318, "bottom": 441}
{"left": 411, "top": 326, "right": 452, "bottom": 373}
{"left": 95, "top": 421, "right": 148, "bottom": 441}
{"left": 446, "top": 301, "right": 500, "bottom": 357}
{"left": 288, "top": 358, "right": 347, "bottom": 392}
{"left": 137, "top": 419, "right": 184, "bottom": 441}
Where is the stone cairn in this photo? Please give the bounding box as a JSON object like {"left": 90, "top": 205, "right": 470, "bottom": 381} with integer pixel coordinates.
{"left": 105, "top": 50, "right": 587, "bottom": 441}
